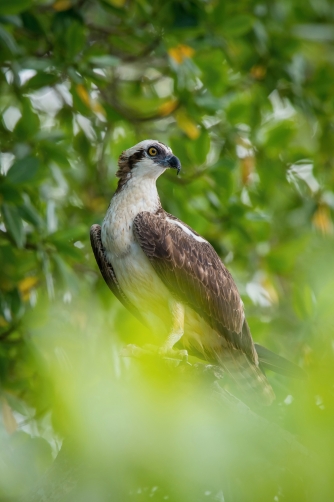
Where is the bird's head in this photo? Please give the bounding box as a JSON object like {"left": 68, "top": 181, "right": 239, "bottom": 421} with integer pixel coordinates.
{"left": 116, "top": 140, "right": 181, "bottom": 186}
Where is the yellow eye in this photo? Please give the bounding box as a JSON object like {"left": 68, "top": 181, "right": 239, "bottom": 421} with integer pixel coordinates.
{"left": 148, "top": 147, "right": 158, "bottom": 156}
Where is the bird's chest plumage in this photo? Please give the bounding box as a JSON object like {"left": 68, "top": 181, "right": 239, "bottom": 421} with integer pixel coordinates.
{"left": 101, "top": 179, "right": 170, "bottom": 311}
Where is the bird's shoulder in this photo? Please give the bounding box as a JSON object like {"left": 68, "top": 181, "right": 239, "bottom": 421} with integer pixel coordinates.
{"left": 134, "top": 208, "right": 208, "bottom": 245}
{"left": 134, "top": 208, "right": 224, "bottom": 270}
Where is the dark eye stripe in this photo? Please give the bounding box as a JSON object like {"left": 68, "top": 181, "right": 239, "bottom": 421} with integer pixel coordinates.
{"left": 128, "top": 148, "right": 145, "bottom": 169}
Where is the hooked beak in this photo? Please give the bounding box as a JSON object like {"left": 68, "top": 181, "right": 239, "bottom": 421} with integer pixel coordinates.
{"left": 165, "top": 155, "right": 181, "bottom": 175}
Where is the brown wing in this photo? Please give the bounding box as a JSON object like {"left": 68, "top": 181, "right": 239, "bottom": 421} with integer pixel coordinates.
{"left": 90, "top": 224, "right": 147, "bottom": 326}
{"left": 133, "top": 211, "right": 256, "bottom": 361}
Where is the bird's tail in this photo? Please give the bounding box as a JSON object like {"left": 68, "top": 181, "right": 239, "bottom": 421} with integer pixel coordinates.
{"left": 255, "top": 343, "right": 306, "bottom": 380}
{"left": 216, "top": 344, "right": 306, "bottom": 406}
{"left": 217, "top": 350, "right": 275, "bottom": 406}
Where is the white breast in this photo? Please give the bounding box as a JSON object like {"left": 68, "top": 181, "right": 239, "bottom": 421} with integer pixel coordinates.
{"left": 102, "top": 177, "right": 159, "bottom": 256}
{"left": 101, "top": 177, "right": 170, "bottom": 313}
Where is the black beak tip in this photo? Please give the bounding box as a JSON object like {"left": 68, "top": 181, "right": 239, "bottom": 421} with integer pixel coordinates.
{"left": 168, "top": 155, "right": 181, "bottom": 175}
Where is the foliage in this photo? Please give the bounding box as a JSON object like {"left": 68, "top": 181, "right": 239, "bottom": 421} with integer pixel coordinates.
{"left": 0, "top": 0, "right": 334, "bottom": 500}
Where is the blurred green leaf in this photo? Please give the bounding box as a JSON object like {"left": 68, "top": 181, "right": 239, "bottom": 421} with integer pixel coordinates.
{"left": 0, "top": 25, "right": 20, "bottom": 53}
{"left": 224, "top": 15, "right": 254, "bottom": 36}
{"left": 293, "top": 284, "right": 315, "bottom": 320}
{"left": 73, "top": 131, "right": 91, "bottom": 159}
{"left": 49, "top": 225, "right": 87, "bottom": 243}
{"left": 7, "top": 287, "right": 24, "bottom": 319}
{"left": 169, "top": 135, "right": 191, "bottom": 167}
{"left": 0, "top": 0, "right": 31, "bottom": 16}
{"left": 64, "top": 21, "right": 86, "bottom": 60}
{"left": 0, "top": 182, "right": 23, "bottom": 204}
{"left": 195, "top": 49, "right": 228, "bottom": 97}
{"left": 14, "top": 99, "right": 39, "bottom": 140}
{"left": 39, "top": 141, "right": 70, "bottom": 168}
{"left": 6, "top": 157, "right": 40, "bottom": 184}
{"left": 18, "top": 197, "right": 43, "bottom": 228}
{"left": 261, "top": 121, "right": 296, "bottom": 150}
{"left": 21, "top": 11, "right": 44, "bottom": 34}
{"left": 19, "top": 58, "right": 52, "bottom": 71}
{"left": 23, "top": 72, "right": 58, "bottom": 90}
{"left": 89, "top": 55, "right": 120, "bottom": 67}
{"left": 186, "top": 129, "right": 210, "bottom": 165}
{"left": 1, "top": 203, "right": 25, "bottom": 248}
{"left": 53, "top": 254, "right": 79, "bottom": 290}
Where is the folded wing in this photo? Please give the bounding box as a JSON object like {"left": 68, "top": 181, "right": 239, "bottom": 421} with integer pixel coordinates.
{"left": 133, "top": 211, "right": 257, "bottom": 363}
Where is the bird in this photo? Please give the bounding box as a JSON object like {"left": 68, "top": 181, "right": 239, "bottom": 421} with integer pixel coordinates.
{"left": 90, "top": 140, "right": 304, "bottom": 406}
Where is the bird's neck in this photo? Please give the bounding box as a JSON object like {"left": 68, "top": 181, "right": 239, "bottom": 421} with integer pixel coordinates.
{"left": 102, "top": 176, "right": 161, "bottom": 258}
{"left": 111, "top": 175, "right": 161, "bottom": 219}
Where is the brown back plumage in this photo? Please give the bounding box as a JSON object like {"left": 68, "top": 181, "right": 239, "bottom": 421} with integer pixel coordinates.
{"left": 133, "top": 210, "right": 275, "bottom": 405}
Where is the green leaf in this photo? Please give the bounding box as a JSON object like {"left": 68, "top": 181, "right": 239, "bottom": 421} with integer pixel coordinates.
{"left": 0, "top": 0, "right": 31, "bottom": 15}
{"left": 195, "top": 49, "right": 228, "bottom": 97}
{"left": 73, "top": 131, "right": 91, "bottom": 159}
{"left": 49, "top": 225, "right": 87, "bottom": 243}
{"left": 211, "top": 166, "right": 234, "bottom": 198}
{"left": 7, "top": 287, "right": 24, "bottom": 319}
{"left": 0, "top": 24, "right": 20, "bottom": 54}
{"left": 225, "top": 94, "right": 252, "bottom": 124}
{"left": 104, "top": 103, "right": 124, "bottom": 123}
{"left": 261, "top": 121, "right": 296, "bottom": 150}
{"left": 292, "top": 284, "right": 315, "bottom": 319}
{"left": 14, "top": 99, "right": 40, "bottom": 140}
{"left": 19, "top": 58, "right": 52, "bottom": 71}
{"left": 0, "top": 15, "right": 22, "bottom": 27}
{"left": 187, "top": 129, "right": 210, "bottom": 165}
{"left": 1, "top": 203, "right": 25, "bottom": 248}
{"left": 169, "top": 135, "right": 192, "bottom": 168}
{"left": 70, "top": 85, "right": 91, "bottom": 116}
{"left": 245, "top": 210, "right": 270, "bottom": 222}
{"left": 6, "top": 156, "right": 40, "bottom": 184}
{"left": 64, "top": 21, "right": 86, "bottom": 60}
{"left": 18, "top": 197, "right": 43, "bottom": 228}
{"left": 89, "top": 55, "right": 120, "bottom": 67}
{"left": 39, "top": 141, "right": 70, "bottom": 167}
{"left": 24, "top": 72, "right": 58, "bottom": 91}
{"left": 21, "top": 11, "right": 44, "bottom": 34}
{"left": 52, "top": 240, "right": 83, "bottom": 260}
{"left": 53, "top": 254, "right": 80, "bottom": 290}
{"left": 0, "top": 182, "right": 23, "bottom": 204}
{"left": 223, "top": 15, "right": 254, "bottom": 36}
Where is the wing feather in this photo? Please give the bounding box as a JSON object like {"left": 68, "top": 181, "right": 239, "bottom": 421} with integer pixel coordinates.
{"left": 133, "top": 211, "right": 255, "bottom": 360}
{"left": 90, "top": 224, "right": 147, "bottom": 326}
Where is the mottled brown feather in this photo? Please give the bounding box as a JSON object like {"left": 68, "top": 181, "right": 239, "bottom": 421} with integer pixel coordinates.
{"left": 133, "top": 210, "right": 257, "bottom": 363}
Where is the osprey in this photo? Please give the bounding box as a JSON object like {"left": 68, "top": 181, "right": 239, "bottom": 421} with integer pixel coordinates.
{"left": 91, "top": 140, "right": 303, "bottom": 405}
